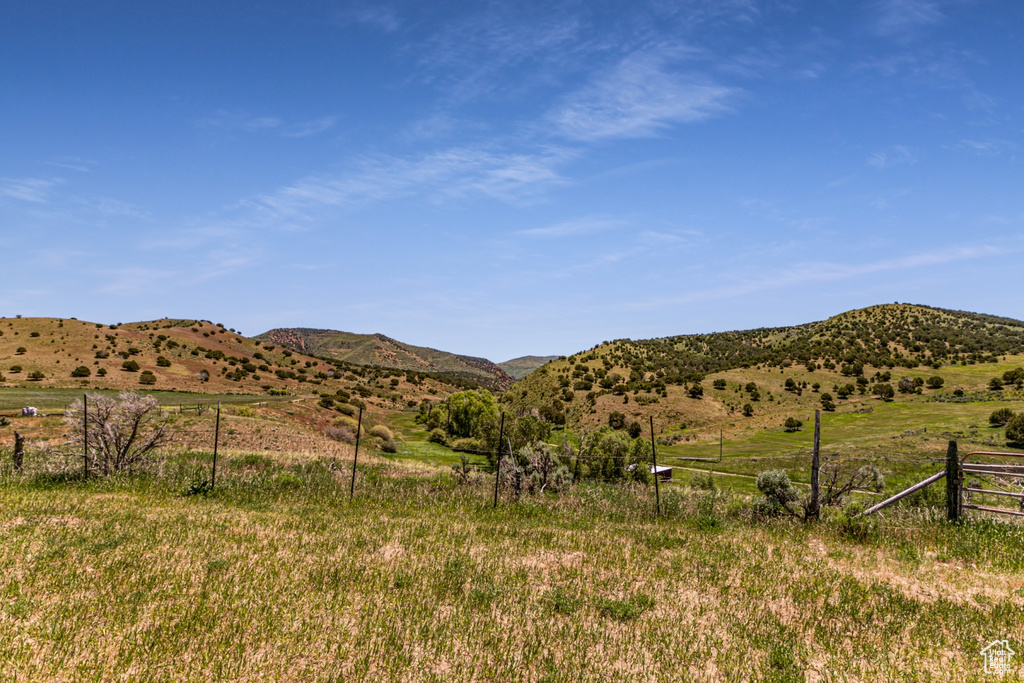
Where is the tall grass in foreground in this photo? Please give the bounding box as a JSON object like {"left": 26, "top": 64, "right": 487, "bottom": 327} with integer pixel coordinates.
{"left": 0, "top": 452, "right": 1021, "bottom": 681}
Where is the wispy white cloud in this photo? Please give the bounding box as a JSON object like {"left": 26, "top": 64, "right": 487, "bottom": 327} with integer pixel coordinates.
{"left": 78, "top": 197, "right": 150, "bottom": 219}
{"left": 200, "top": 110, "right": 282, "bottom": 132}
{"left": 199, "top": 111, "right": 336, "bottom": 137}
{"left": 343, "top": 5, "right": 400, "bottom": 33}
{"left": 247, "top": 146, "right": 572, "bottom": 219}
{"left": 283, "top": 117, "right": 338, "bottom": 138}
{"left": 416, "top": 10, "right": 583, "bottom": 103}
{"left": 873, "top": 0, "right": 944, "bottom": 38}
{"left": 0, "top": 177, "right": 60, "bottom": 203}
{"left": 631, "top": 245, "right": 1001, "bottom": 310}
{"left": 958, "top": 139, "right": 1015, "bottom": 155}
{"left": 95, "top": 248, "right": 260, "bottom": 295}
{"left": 41, "top": 157, "right": 96, "bottom": 173}
{"left": 868, "top": 145, "right": 916, "bottom": 168}
{"left": 548, "top": 49, "right": 736, "bottom": 141}
{"left": 518, "top": 217, "right": 625, "bottom": 238}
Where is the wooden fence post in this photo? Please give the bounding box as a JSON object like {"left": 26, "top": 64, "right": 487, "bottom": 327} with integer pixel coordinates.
{"left": 808, "top": 410, "right": 821, "bottom": 520}
{"left": 493, "top": 412, "right": 505, "bottom": 508}
{"left": 211, "top": 402, "right": 221, "bottom": 489}
{"left": 13, "top": 431, "right": 24, "bottom": 473}
{"left": 650, "top": 416, "right": 661, "bottom": 516}
{"left": 349, "top": 405, "right": 363, "bottom": 500}
{"left": 945, "top": 440, "right": 960, "bottom": 522}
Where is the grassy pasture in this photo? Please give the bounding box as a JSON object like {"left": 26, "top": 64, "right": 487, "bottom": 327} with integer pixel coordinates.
{"left": 0, "top": 449, "right": 1022, "bottom": 681}
{"left": 0, "top": 387, "right": 300, "bottom": 411}
{"left": 658, "top": 397, "right": 1024, "bottom": 491}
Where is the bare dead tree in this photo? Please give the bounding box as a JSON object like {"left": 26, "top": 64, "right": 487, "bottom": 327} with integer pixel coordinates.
{"left": 756, "top": 456, "right": 884, "bottom": 520}
{"left": 817, "top": 461, "right": 884, "bottom": 509}
{"left": 64, "top": 392, "right": 171, "bottom": 474}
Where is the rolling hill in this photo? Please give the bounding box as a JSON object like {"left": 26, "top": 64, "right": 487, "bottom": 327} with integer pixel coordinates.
{"left": 506, "top": 303, "right": 1024, "bottom": 434}
{"left": 0, "top": 317, "right": 474, "bottom": 412}
{"left": 255, "top": 328, "right": 515, "bottom": 390}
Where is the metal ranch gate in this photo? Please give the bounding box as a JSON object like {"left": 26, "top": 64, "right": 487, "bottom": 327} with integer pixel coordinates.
{"left": 863, "top": 441, "right": 1024, "bottom": 521}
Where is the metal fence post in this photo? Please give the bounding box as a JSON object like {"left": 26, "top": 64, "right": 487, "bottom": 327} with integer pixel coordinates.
{"left": 349, "top": 405, "right": 362, "bottom": 500}
{"left": 493, "top": 412, "right": 505, "bottom": 508}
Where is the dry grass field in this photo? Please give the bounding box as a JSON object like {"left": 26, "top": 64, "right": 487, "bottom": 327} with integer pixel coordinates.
{"left": 0, "top": 440, "right": 1022, "bottom": 681}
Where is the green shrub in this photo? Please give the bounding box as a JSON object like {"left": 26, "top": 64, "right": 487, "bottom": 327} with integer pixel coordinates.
{"left": 689, "top": 471, "right": 716, "bottom": 492}
{"left": 181, "top": 469, "right": 212, "bottom": 497}
{"left": 990, "top": 408, "right": 1015, "bottom": 426}
{"left": 333, "top": 415, "right": 359, "bottom": 432}
{"left": 369, "top": 425, "right": 393, "bottom": 441}
{"left": 784, "top": 417, "right": 803, "bottom": 432}
{"left": 755, "top": 470, "right": 800, "bottom": 517}
{"left": 139, "top": 371, "right": 156, "bottom": 385}
{"left": 28, "top": 370, "right": 45, "bottom": 381}
{"left": 156, "top": 356, "right": 171, "bottom": 367}
{"left": 450, "top": 438, "right": 482, "bottom": 452}
{"left": 122, "top": 360, "right": 140, "bottom": 372}
{"left": 379, "top": 440, "right": 398, "bottom": 454}
{"left": 427, "top": 428, "right": 448, "bottom": 445}
{"left": 70, "top": 365, "right": 91, "bottom": 378}
{"left": 1006, "top": 414, "right": 1024, "bottom": 445}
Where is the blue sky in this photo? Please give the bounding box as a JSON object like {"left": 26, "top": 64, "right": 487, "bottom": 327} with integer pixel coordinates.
{"left": 1, "top": 1, "right": 1022, "bottom": 361}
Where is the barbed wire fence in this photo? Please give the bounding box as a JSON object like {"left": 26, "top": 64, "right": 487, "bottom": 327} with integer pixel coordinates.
{"left": 0, "top": 396, "right": 1016, "bottom": 520}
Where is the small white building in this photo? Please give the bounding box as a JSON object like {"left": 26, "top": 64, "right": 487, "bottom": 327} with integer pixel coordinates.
{"left": 650, "top": 465, "right": 673, "bottom": 482}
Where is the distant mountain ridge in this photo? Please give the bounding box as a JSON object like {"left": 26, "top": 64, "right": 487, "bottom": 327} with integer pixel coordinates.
{"left": 499, "top": 355, "right": 560, "bottom": 380}
{"left": 255, "top": 327, "right": 515, "bottom": 390}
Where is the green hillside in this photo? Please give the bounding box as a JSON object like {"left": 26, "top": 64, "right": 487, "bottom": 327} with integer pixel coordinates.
{"left": 255, "top": 328, "right": 514, "bottom": 390}
{"left": 507, "top": 303, "right": 1024, "bottom": 432}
